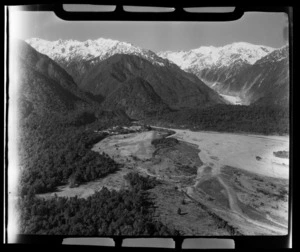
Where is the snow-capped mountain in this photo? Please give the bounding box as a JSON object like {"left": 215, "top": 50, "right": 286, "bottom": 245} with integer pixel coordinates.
{"left": 158, "top": 42, "right": 275, "bottom": 70}
{"left": 159, "top": 42, "right": 290, "bottom": 106}
{"left": 26, "top": 38, "right": 289, "bottom": 107}
{"left": 240, "top": 45, "right": 289, "bottom": 106}
{"left": 25, "top": 38, "right": 226, "bottom": 117}
{"left": 26, "top": 38, "right": 173, "bottom": 84}
{"left": 26, "top": 38, "right": 169, "bottom": 66}
{"left": 255, "top": 45, "right": 288, "bottom": 65}
{"left": 198, "top": 45, "right": 289, "bottom": 106}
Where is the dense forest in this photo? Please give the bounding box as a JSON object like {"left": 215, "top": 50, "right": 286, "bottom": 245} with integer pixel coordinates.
{"left": 145, "top": 104, "right": 289, "bottom": 135}
{"left": 18, "top": 109, "right": 131, "bottom": 196}
{"left": 18, "top": 172, "right": 179, "bottom": 236}
{"left": 17, "top": 108, "right": 179, "bottom": 236}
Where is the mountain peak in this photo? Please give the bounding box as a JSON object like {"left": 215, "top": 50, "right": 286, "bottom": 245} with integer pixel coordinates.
{"left": 25, "top": 37, "right": 175, "bottom": 85}
{"left": 158, "top": 42, "right": 275, "bottom": 70}
{"left": 256, "top": 45, "right": 289, "bottom": 65}
{"left": 227, "top": 41, "right": 264, "bottom": 48}
{"left": 26, "top": 37, "right": 168, "bottom": 68}
{"left": 221, "top": 42, "right": 274, "bottom": 53}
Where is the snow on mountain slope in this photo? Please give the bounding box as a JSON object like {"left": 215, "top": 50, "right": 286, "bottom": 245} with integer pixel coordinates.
{"left": 158, "top": 42, "right": 275, "bottom": 70}
{"left": 158, "top": 42, "right": 289, "bottom": 106}
{"left": 26, "top": 38, "right": 176, "bottom": 86}
{"left": 26, "top": 37, "right": 168, "bottom": 67}
{"left": 255, "top": 45, "right": 289, "bottom": 65}
{"left": 197, "top": 45, "right": 289, "bottom": 106}
{"left": 26, "top": 38, "right": 288, "bottom": 107}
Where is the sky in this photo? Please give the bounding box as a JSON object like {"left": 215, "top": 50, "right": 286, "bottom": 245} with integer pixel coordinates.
{"left": 9, "top": 8, "right": 289, "bottom": 52}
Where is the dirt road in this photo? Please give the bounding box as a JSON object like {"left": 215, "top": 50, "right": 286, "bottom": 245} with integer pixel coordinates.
{"left": 217, "top": 176, "right": 242, "bottom": 214}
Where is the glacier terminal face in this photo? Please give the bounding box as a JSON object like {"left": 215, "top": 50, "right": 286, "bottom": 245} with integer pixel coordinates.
{"left": 158, "top": 43, "right": 288, "bottom": 106}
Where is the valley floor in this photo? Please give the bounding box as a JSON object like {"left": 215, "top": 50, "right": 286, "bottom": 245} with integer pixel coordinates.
{"left": 38, "top": 126, "right": 289, "bottom": 235}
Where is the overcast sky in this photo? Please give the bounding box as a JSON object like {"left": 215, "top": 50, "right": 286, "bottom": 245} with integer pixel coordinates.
{"left": 10, "top": 8, "right": 289, "bottom": 52}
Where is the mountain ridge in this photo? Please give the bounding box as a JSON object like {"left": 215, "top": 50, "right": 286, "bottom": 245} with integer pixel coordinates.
{"left": 80, "top": 53, "right": 226, "bottom": 118}
{"left": 159, "top": 43, "right": 289, "bottom": 106}
{"left": 25, "top": 37, "right": 289, "bottom": 108}
{"left": 11, "top": 39, "right": 95, "bottom": 117}
{"left": 26, "top": 37, "right": 174, "bottom": 85}
{"left": 25, "top": 38, "right": 227, "bottom": 118}
{"left": 158, "top": 42, "right": 275, "bottom": 70}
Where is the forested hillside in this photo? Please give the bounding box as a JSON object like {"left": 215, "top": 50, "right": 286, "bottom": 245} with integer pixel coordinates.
{"left": 18, "top": 172, "right": 179, "bottom": 236}
{"left": 145, "top": 104, "right": 289, "bottom": 135}
{"left": 10, "top": 39, "right": 132, "bottom": 195}
{"left": 18, "top": 112, "right": 123, "bottom": 196}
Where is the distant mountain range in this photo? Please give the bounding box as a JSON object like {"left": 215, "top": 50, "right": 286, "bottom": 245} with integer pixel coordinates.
{"left": 158, "top": 42, "right": 274, "bottom": 69}
{"left": 26, "top": 38, "right": 172, "bottom": 85}
{"left": 21, "top": 38, "right": 289, "bottom": 119}
{"left": 158, "top": 42, "right": 289, "bottom": 106}
{"left": 25, "top": 38, "right": 225, "bottom": 118}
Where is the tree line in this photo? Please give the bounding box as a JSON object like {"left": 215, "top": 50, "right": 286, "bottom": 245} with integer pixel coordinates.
{"left": 18, "top": 110, "right": 130, "bottom": 196}
{"left": 18, "top": 172, "right": 180, "bottom": 236}
{"left": 146, "top": 104, "right": 289, "bottom": 135}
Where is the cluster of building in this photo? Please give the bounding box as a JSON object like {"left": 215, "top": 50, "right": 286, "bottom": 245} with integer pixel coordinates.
{"left": 95, "top": 124, "right": 152, "bottom": 135}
